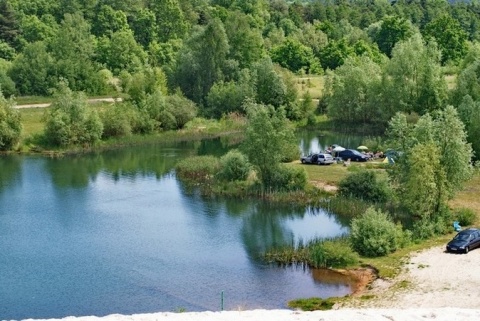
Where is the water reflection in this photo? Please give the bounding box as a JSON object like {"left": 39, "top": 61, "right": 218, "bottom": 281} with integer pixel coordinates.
{"left": 298, "top": 130, "right": 368, "bottom": 155}
{"left": 0, "top": 134, "right": 361, "bottom": 319}
{"left": 0, "top": 155, "right": 22, "bottom": 193}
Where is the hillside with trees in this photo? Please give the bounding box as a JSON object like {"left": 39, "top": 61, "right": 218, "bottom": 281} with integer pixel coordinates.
{"left": 1, "top": 0, "right": 480, "bottom": 158}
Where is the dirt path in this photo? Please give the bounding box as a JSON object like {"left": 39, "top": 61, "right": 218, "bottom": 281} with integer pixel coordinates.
{"left": 14, "top": 97, "right": 122, "bottom": 109}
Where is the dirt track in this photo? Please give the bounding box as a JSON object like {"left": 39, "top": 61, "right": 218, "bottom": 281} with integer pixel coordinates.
{"left": 14, "top": 97, "right": 122, "bottom": 109}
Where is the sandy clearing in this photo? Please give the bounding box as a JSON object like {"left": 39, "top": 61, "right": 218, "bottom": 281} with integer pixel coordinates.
{"left": 345, "top": 245, "right": 480, "bottom": 309}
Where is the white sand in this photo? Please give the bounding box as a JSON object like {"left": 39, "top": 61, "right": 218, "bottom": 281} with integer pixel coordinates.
{"left": 17, "top": 245, "right": 480, "bottom": 321}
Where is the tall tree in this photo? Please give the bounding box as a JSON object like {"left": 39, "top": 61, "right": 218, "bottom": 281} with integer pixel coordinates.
{"left": 371, "top": 15, "right": 413, "bottom": 57}
{"left": 225, "top": 11, "right": 265, "bottom": 68}
{"left": 170, "top": 18, "right": 229, "bottom": 105}
{"left": 383, "top": 33, "right": 447, "bottom": 115}
{"left": 424, "top": 15, "right": 468, "bottom": 65}
{"left": 241, "top": 101, "right": 298, "bottom": 188}
{"left": 325, "top": 55, "right": 383, "bottom": 125}
{"left": 0, "top": 0, "right": 20, "bottom": 48}
{"left": 96, "top": 29, "right": 147, "bottom": 74}
{"left": 270, "top": 37, "right": 321, "bottom": 74}
{"left": 48, "top": 13, "right": 100, "bottom": 93}
{"left": 9, "top": 41, "right": 54, "bottom": 95}
{"left": 0, "top": 89, "right": 21, "bottom": 150}
{"left": 387, "top": 106, "right": 473, "bottom": 219}
{"left": 149, "top": 0, "right": 188, "bottom": 42}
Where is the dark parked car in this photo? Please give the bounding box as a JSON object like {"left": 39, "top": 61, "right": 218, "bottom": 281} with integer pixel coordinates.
{"left": 446, "top": 228, "right": 480, "bottom": 253}
{"left": 337, "top": 149, "right": 368, "bottom": 162}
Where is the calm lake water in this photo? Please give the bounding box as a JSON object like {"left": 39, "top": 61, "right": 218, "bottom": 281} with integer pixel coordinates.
{"left": 0, "top": 133, "right": 365, "bottom": 320}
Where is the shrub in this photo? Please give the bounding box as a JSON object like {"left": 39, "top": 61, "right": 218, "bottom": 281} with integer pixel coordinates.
{"left": 269, "top": 164, "right": 307, "bottom": 191}
{"left": 455, "top": 208, "right": 477, "bottom": 226}
{"left": 218, "top": 150, "right": 251, "bottom": 182}
{"left": 0, "top": 93, "right": 22, "bottom": 150}
{"left": 338, "top": 170, "right": 390, "bottom": 203}
{"left": 101, "top": 103, "right": 135, "bottom": 138}
{"left": 44, "top": 82, "right": 103, "bottom": 147}
{"left": 307, "top": 238, "right": 358, "bottom": 268}
{"left": 350, "top": 207, "right": 404, "bottom": 257}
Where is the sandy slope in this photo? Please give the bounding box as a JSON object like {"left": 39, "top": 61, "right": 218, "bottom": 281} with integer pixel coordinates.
{"left": 18, "top": 245, "right": 480, "bottom": 321}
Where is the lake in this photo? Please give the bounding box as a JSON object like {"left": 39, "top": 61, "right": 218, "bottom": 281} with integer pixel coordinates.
{"left": 0, "top": 132, "right": 366, "bottom": 320}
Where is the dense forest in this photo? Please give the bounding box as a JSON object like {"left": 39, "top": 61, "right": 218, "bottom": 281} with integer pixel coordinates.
{"left": 1, "top": 0, "right": 480, "bottom": 156}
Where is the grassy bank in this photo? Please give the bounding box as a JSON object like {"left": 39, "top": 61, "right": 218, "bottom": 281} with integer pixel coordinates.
{"left": 16, "top": 105, "right": 246, "bottom": 155}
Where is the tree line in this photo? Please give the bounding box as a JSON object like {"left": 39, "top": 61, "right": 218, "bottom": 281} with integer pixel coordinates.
{"left": 2, "top": 0, "right": 480, "bottom": 156}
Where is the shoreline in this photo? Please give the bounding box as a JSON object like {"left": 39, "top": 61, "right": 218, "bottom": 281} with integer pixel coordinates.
{"left": 18, "top": 308, "right": 480, "bottom": 321}
{"left": 12, "top": 245, "right": 480, "bottom": 321}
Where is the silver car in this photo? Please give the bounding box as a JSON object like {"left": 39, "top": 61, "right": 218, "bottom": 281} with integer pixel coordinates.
{"left": 317, "top": 153, "right": 334, "bottom": 165}
{"left": 301, "top": 153, "right": 334, "bottom": 165}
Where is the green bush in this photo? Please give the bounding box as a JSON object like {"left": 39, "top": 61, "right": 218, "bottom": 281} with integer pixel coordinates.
{"left": 338, "top": 170, "right": 390, "bottom": 203}
{"left": 350, "top": 207, "right": 404, "bottom": 257}
{"left": 455, "top": 208, "right": 477, "bottom": 226}
{"left": 0, "top": 93, "right": 22, "bottom": 151}
{"left": 175, "top": 155, "right": 220, "bottom": 183}
{"left": 218, "top": 149, "right": 251, "bottom": 182}
{"left": 101, "top": 104, "right": 135, "bottom": 138}
{"left": 44, "top": 82, "right": 103, "bottom": 147}
{"left": 307, "top": 238, "right": 358, "bottom": 268}
{"left": 270, "top": 164, "right": 307, "bottom": 191}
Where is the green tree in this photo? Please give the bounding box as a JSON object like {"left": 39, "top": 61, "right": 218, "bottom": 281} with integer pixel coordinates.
{"left": 387, "top": 106, "right": 473, "bottom": 219}
{"left": 252, "top": 57, "right": 287, "bottom": 108}
{"left": 318, "top": 38, "right": 354, "bottom": 70}
{"left": 170, "top": 18, "right": 229, "bottom": 105}
{"left": 0, "top": 58, "right": 15, "bottom": 96}
{"left": 206, "top": 69, "right": 255, "bottom": 118}
{"left": 424, "top": 15, "right": 468, "bottom": 65}
{"left": 9, "top": 41, "right": 54, "bottom": 95}
{"left": 91, "top": 5, "right": 129, "bottom": 37}
{"left": 0, "top": 0, "right": 20, "bottom": 48}
{"left": 457, "top": 95, "right": 480, "bottom": 161}
{"left": 325, "top": 55, "right": 383, "bottom": 125}
{"left": 130, "top": 8, "right": 157, "bottom": 48}
{"left": 44, "top": 81, "right": 103, "bottom": 147}
{"left": 149, "top": 0, "right": 188, "bottom": 43}
{"left": 451, "top": 60, "right": 480, "bottom": 106}
{"left": 371, "top": 15, "right": 413, "bottom": 57}
{"left": 47, "top": 13, "right": 101, "bottom": 93}
{"left": 96, "top": 29, "right": 146, "bottom": 74}
{"left": 19, "top": 14, "right": 58, "bottom": 43}
{"left": 225, "top": 11, "right": 265, "bottom": 68}
{"left": 383, "top": 33, "right": 447, "bottom": 115}
{"left": 0, "top": 90, "right": 21, "bottom": 150}
{"left": 241, "top": 101, "right": 299, "bottom": 189}
{"left": 270, "top": 37, "right": 321, "bottom": 74}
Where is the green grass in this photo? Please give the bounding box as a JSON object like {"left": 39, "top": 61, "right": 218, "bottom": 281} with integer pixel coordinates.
{"left": 295, "top": 75, "right": 325, "bottom": 99}
{"left": 288, "top": 297, "right": 336, "bottom": 311}
{"left": 18, "top": 108, "right": 46, "bottom": 138}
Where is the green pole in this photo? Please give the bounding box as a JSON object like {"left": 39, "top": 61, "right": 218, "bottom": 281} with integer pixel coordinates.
{"left": 221, "top": 291, "right": 224, "bottom": 311}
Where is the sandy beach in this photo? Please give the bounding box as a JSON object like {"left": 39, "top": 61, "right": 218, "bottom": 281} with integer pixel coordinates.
{"left": 19, "top": 245, "right": 480, "bottom": 321}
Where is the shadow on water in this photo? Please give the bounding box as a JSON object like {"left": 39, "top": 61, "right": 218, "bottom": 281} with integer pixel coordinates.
{"left": 42, "top": 140, "right": 218, "bottom": 188}
{"left": 0, "top": 155, "right": 22, "bottom": 193}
